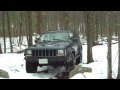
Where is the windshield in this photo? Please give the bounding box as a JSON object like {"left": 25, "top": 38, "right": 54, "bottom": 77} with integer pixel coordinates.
{"left": 39, "top": 32, "right": 72, "bottom": 42}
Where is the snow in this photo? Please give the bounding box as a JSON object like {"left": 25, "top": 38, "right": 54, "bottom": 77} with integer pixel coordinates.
{"left": 0, "top": 36, "right": 119, "bottom": 79}
{"left": 0, "top": 53, "right": 67, "bottom": 79}
{"left": 71, "top": 42, "right": 118, "bottom": 79}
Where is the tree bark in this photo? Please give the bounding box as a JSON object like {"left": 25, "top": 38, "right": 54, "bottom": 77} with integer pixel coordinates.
{"left": 18, "top": 12, "right": 22, "bottom": 46}
{"left": 64, "top": 11, "right": 70, "bottom": 30}
{"left": 6, "top": 11, "right": 13, "bottom": 53}
{"left": 27, "top": 11, "right": 33, "bottom": 47}
{"left": 117, "top": 24, "right": 120, "bottom": 79}
{"left": 117, "top": 12, "right": 120, "bottom": 79}
{"left": 2, "top": 11, "right": 6, "bottom": 53}
{"left": 0, "top": 43, "right": 2, "bottom": 54}
{"left": 84, "top": 11, "right": 94, "bottom": 64}
{"left": 106, "top": 12, "right": 112, "bottom": 79}
{"left": 36, "top": 11, "right": 42, "bottom": 34}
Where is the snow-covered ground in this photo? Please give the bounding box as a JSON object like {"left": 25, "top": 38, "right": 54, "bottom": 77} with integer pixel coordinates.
{"left": 71, "top": 42, "right": 118, "bottom": 79}
{"left": 0, "top": 36, "right": 119, "bottom": 79}
{"left": 0, "top": 53, "right": 67, "bottom": 79}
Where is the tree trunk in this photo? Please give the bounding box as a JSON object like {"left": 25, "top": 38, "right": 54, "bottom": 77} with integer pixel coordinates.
{"left": 18, "top": 12, "right": 22, "bottom": 46}
{"left": 91, "top": 12, "right": 96, "bottom": 46}
{"left": 84, "top": 11, "right": 94, "bottom": 64}
{"left": 0, "top": 43, "right": 2, "bottom": 54}
{"left": 117, "top": 24, "right": 120, "bottom": 79}
{"left": 100, "top": 12, "right": 103, "bottom": 39}
{"left": 36, "top": 11, "right": 42, "bottom": 34}
{"left": 106, "top": 12, "right": 112, "bottom": 79}
{"left": 27, "top": 11, "right": 33, "bottom": 47}
{"left": 117, "top": 12, "right": 120, "bottom": 79}
{"left": 95, "top": 12, "right": 99, "bottom": 42}
{"left": 2, "top": 11, "right": 6, "bottom": 53}
{"left": 64, "top": 11, "right": 69, "bottom": 30}
{"left": 6, "top": 11, "right": 13, "bottom": 53}
{"left": 24, "top": 12, "right": 29, "bottom": 46}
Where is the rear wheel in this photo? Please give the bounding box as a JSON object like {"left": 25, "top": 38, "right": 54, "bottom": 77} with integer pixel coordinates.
{"left": 76, "top": 50, "right": 82, "bottom": 65}
{"left": 26, "top": 61, "right": 37, "bottom": 73}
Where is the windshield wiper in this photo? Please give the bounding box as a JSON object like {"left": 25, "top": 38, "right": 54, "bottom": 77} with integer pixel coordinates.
{"left": 38, "top": 40, "right": 52, "bottom": 43}
{"left": 52, "top": 39, "right": 65, "bottom": 41}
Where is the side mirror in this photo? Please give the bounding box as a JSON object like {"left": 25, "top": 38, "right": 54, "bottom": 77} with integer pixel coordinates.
{"left": 72, "top": 38, "right": 78, "bottom": 42}
{"left": 35, "top": 38, "right": 40, "bottom": 43}
{"left": 35, "top": 40, "right": 38, "bottom": 43}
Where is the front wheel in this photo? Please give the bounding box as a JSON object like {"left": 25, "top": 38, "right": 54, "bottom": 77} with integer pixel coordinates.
{"left": 26, "top": 61, "right": 37, "bottom": 73}
{"left": 63, "top": 53, "right": 75, "bottom": 76}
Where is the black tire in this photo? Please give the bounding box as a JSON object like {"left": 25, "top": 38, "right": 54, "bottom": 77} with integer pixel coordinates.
{"left": 76, "top": 51, "right": 82, "bottom": 65}
{"left": 71, "top": 53, "right": 76, "bottom": 69}
{"left": 63, "top": 53, "right": 75, "bottom": 76}
{"left": 43, "top": 70, "right": 48, "bottom": 73}
{"left": 62, "top": 72, "right": 70, "bottom": 79}
{"left": 26, "top": 61, "right": 37, "bottom": 73}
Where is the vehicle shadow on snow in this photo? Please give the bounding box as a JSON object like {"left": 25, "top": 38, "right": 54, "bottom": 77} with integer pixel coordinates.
{"left": 27, "top": 66, "right": 67, "bottom": 79}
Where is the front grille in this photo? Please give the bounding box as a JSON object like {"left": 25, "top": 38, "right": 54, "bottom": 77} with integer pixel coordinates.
{"left": 32, "top": 49, "right": 57, "bottom": 57}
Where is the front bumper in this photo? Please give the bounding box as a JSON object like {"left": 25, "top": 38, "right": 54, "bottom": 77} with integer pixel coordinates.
{"left": 24, "top": 56, "right": 67, "bottom": 66}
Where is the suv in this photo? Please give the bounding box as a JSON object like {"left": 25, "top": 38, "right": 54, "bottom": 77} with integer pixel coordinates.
{"left": 24, "top": 30, "right": 82, "bottom": 73}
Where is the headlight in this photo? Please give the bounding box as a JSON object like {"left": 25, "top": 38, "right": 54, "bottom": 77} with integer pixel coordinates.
{"left": 26, "top": 50, "right": 32, "bottom": 55}
{"left": 57, "top": 50, "right": 64, "bottom": 56}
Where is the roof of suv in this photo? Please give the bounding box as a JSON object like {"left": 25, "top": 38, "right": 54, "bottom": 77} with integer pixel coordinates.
{"left": 42, "top": 30, "right": 75, "bottom": 34}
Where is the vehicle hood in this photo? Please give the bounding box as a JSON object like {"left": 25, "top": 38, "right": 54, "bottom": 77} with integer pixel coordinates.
{"left": 31, "top": 41, "right": 72, "bottom": 49}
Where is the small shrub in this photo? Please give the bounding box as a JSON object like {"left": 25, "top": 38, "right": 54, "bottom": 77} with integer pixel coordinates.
{"left": 0, "top": 69, "right": 9, "bottom": 78}
{"left": 69, "top": 65, "right": 92, "bottom": 78}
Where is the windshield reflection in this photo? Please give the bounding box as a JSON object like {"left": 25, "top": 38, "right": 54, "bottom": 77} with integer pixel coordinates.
{"left": 39, "top": 32, "right": 72, "bottom": 42}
